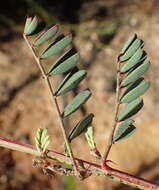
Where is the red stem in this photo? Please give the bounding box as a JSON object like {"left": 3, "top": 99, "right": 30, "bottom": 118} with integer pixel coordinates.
{"left": 0, "top": 136, "right": 158, "bottom": 189}
{"left": 101, "top": 160, "right": 158, "bottom": 190}
{"left": 0, "top": 137, "right": 33, "bottom": 148}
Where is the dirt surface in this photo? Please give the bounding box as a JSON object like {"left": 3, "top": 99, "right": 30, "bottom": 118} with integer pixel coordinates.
{"left": 1, "top": 5, "right": 159, "bottom": 190}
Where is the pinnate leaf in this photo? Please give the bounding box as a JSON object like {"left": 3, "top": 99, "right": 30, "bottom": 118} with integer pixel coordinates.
{"left": 63, "top": 90, "right": 91, "bottom": 117}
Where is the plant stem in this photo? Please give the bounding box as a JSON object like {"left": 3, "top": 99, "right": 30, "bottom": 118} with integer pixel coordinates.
{"left": 0, "top": 137, "right": 39, "bottom": 156}
{"left": 102, "top": 60, "right": 121, "bottom": 161}
{"left": 0, "top": 136, "right": 158, "bottom": 190}
{"left": 23, "top": 34, "right": 80, "bottom": 178}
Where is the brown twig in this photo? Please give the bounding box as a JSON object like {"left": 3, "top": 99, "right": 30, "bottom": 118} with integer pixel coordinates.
{"left": 23, "top": 34, "right": 80, "bottom": 178}
{"left": 102, "top": 60, "right": 121, "bottom": 161}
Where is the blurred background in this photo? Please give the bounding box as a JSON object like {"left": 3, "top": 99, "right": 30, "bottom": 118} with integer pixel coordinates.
{"left": 1, "top": 0, "right": 159, "bottom": 189}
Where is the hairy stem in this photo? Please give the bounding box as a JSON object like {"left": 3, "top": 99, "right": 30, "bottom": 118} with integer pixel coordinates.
{"left": 102, "top": 60, "right": 121, "bottom": 161}
{"left": 0, "top": 136, "right": 158, "bottom": 190}
{"left": 23, "top": 34, "right": 80, "bottom": 177}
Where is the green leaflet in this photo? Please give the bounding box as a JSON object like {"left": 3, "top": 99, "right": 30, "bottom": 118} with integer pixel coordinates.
{"left": 48, "top": 48, "right": 77, "bottom": 73}
{"left": 24, "top": 17, "right": 32, "bottom": 34}
{"left": 121, "top": 60, "right": 151, "bottom": 87}
{"left": 68, "top": 113, "right": 94, "bottom": 142}
{"left": 120, "top": 48, "right": 144, "bottom": 73}
{"left": 63, "top": 90, "right": 92, "bottom": 117}
{"left": 40, "top": 35, "right": 72, "bottom": 59}
{"left": 33, "top": 25, "right": 59, "bottom": 46}
{"left": 55, "top": 70, "right": 87, "bottom": 96}
{"left": 124, "top": 51, "right": 148, "bottom": 76}
{"left": 120, "top": 78, "right": 150, "bottom": 103}
{"left": 24, "top": 16, "right": 39, "bottom": 36}
{"left": 114, "top": 124, "right": 136, "bottom": 142}
{"left": 35, "top": 127, "right": 50, "bottom": 153}
{"left": 113, "top": 119, "right": 135, "bottom": 142}
{"left": 49, "top": 53, "right": 80, "bottom": 75}
{"left": 85, "top": 126, "right": 101, "bottom": 159}
{"left": 117, "top": 98, "right": 143, "bottom": 121}
{"left": 139, "top": 51, "right": 147, "bottom": 63}
{"left": 120, "top": 38, "right": 143, "bottom": 62}
{"left": 85, "top": 126, "right": 96, "bottom": 149}
{"left": 120, "top": 34, "right": 137, "bottom": 55}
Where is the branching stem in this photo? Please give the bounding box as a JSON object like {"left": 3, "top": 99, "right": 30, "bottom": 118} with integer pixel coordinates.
{"left": 23, "top": 34, "right": 80, "bottom": 178}
{"left": 0, "top": 136, "right": 158, "bottom": 190}
{"left": 102, "top": 60, "right": 121, "bottom": 161}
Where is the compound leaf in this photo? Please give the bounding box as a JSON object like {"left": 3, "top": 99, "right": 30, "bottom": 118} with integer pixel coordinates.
{"left": 63, "top": 90, "right": 92, "bottom": 117}
{"left": 117, "top": 98, "right": 143, "bottom": 121}
{"left": 68, "top": 113, "right": 94, "bottom": 142}
{"left": 121, "top": 60, "right": 150, "bottom": 87}
{"left": 40, "top": 35, "right": 72, "bottom": 59}
{"left": 55, "top": 70, "right": 87, "bottom": 96}
{"left": 120, "top": 79, "right": 150, "bottom": 103}
{"left": 33, "top": 25, "right": 59, "bottom": 46}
